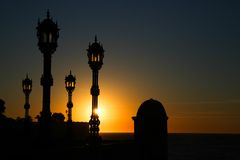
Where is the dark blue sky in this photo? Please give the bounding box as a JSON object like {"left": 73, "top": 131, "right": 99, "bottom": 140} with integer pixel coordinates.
{"left": 0, "top": 0, "right": 240, "bottom": 132}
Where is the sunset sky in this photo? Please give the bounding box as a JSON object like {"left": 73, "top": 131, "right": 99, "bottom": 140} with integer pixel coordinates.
{"left": 0, "top": 0, "right": 240, "bottom": 133}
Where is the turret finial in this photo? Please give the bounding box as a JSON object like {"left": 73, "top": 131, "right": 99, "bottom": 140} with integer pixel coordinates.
{"left": 95, "top": 35, "right": 97, "bottom": 43}
{"left": 47, "top": 9, "right": 50, "bottom": 19}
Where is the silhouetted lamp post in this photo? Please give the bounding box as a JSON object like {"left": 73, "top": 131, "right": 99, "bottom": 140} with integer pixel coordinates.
{"left": 22, "top": 74, "right": 32, "bottom": 120}
{"left": 36, "top": 10, "right": 59, "bottom": 127}
{"left": 87, "top": 36, "right": 104, "bottom": 144}
{"left": 65, "top": 71, "right": 76, "bottom": 123}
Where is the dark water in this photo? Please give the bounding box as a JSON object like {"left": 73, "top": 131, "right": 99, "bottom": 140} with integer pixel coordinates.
{"left": 1, "top": 132, "right": 239, "bottom": 159}
{"left": 100, "top": 132, "right": 134, "bottom": 141}
{"left": 101, "top": 133, "right": 240, "bottom": 160}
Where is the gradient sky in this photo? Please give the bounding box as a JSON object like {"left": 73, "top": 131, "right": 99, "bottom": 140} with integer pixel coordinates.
{"left": 0, "top": 0, "right": 240, "bottom": 133}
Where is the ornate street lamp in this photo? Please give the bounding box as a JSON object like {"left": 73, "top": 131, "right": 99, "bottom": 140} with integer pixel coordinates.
{"left": 87, "top": 36, "right": 104, "bottom": 144}
{"left": 22, "top": 74, "right": 32, "bottom": 120}
{"left": 65, "top": 71, "right": 76, "bottom": 123}
{"left": 36, "top": 10, "right": 59, "bottom": 127}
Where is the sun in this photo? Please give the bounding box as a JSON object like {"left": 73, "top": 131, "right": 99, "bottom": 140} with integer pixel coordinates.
{"left": 94, "top": 107, "right": 103, "bottom": 117}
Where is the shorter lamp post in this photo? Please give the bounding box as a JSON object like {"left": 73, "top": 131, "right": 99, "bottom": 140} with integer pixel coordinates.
{"left": 22, "top": 74, "right": 32, "bottom": 121}
{"left": 87, "top": 36, "right": 104, "bottom": 145}
{"left": 65, "top": 71, "right": 76, "bottom": 123}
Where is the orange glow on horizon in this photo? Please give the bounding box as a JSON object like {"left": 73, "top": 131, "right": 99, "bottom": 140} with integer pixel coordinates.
{"left": 5, "top": 76, "right": 240, "bottom": 134}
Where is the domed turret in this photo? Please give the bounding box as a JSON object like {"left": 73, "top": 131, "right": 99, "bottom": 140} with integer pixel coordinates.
{"left": 133, "top": 99, "right": 168, "bottom": 160}
{"left": 137, "top": 99, "right": 167, "bottom": 119}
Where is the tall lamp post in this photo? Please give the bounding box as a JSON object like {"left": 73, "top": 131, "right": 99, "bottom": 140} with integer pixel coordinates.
{"left": 65, "top": 71, "right": 76, "bottom": 123}
{"left": 22, "top": 74, "right": 32, "bottom": 120}
{"left": 36, "top": 11, "right": 59, "bottom": 130}
{"left": 87, "top": 36, "right": 104, "bottom": 144}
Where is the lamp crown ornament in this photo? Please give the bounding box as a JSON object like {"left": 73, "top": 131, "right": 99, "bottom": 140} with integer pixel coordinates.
{"left": 36, "top": 10, "right": 59, "bottom": 54}
{"left": 65, "top": 70, "right": 76, "bottom": 93}
{"left": 22, "top": 74, "right": 32, "bottom": 94}
{"left": 87, "top": 35, "right": 104, "bottom": 70}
